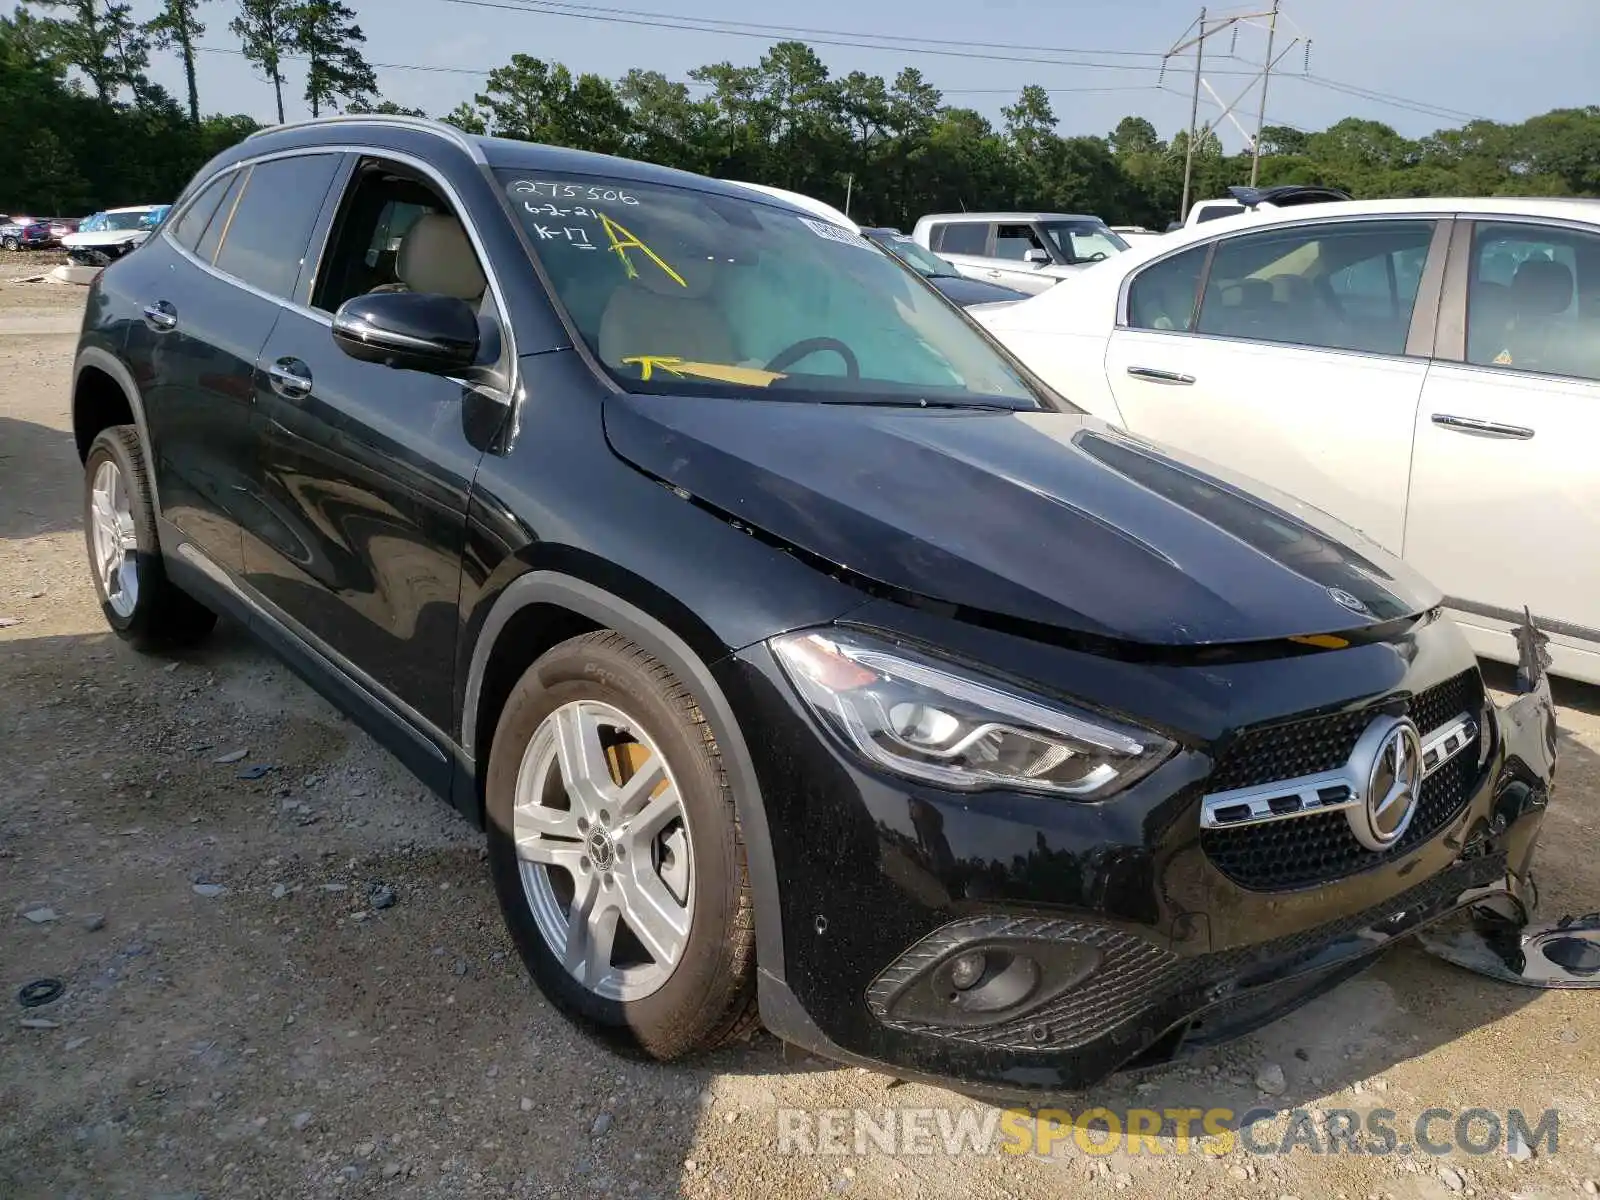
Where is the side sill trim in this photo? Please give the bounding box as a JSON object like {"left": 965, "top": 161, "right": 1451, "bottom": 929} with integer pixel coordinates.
{"left": 172, "top": 540, "right": 451, "bottom": 771}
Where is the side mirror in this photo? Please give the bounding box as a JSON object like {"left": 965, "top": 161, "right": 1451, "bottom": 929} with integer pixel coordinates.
{"left": 332, "top": 291, "right": 480, "bottom": 375}
{"left": 1023, "top": 248, "right": 1051, "bottom": 265}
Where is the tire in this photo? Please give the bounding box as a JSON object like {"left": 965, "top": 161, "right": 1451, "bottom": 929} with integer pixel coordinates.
{"left": 2, "top": 236, "right": 19, "bottom": 251}
{"left": 486, "top": 631, "right": 759, "bottom": 1059}
{"left": 83, "top": 425, "right": 217, "bottom": 649}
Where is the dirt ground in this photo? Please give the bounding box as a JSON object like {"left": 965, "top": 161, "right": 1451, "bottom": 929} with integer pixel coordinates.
{"left": 2, "top": 272, "right": 1598, "bottom": 1200}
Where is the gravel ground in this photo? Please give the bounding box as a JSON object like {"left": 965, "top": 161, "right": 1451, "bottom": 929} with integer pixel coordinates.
{"left": 3, "top": 276, "right": 1599, "bottom": 1200}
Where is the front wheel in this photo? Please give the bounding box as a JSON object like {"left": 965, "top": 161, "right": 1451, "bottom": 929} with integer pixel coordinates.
{"left": 485, "top": 631, "right": 758, "bottom": 1059}
{"left": 82, "top": 426, "right": 217, "bottom": 648}
{"left": 1, "top": 236, "right": 19, "bottom": 252}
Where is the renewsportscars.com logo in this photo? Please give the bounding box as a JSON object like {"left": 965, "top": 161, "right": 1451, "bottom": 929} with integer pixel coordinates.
{"left": 775, "top": 1106, "right": 1562, "bottom": 1159}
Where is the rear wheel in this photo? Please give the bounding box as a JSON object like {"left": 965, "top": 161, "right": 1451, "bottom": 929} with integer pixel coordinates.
{"left": 485, "top": 631, "right": 758, "bottom": 1059}
{"left": 83, "top": 425, "right": 216, "bottom": 649}
{"left": 2, "top": 236, "right": 19, "bottom": 251}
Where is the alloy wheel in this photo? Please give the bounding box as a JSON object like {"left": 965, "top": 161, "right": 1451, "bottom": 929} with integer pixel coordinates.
{"left": 513, "top": 699, "right": 695, "bottom": 1002}
{"left": 89, "top": 458, "right": 140, "bottom": 618}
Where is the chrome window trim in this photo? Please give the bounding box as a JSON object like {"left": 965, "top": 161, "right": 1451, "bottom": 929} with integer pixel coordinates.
{"left": 1199, "top": 711, "right": 1478, "bottom": 832}
{"left": 1115, "top": 211, "right": 1453, "bottom": 362}
{"left": 161, "top": 143, "right": 516, "bottom": 404}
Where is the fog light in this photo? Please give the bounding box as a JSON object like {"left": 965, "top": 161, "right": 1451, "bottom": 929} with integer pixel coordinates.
{"left": 949, "top": 951, "right": 987, "bottom": 991}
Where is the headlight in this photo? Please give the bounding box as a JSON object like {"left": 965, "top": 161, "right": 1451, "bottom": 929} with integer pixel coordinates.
{"left": 770, "top": 629, "right": 1172, "bottom": 798}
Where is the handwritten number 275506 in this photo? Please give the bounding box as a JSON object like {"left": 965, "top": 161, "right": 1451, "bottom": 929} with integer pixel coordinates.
{"left": 511, "top": 180, "right": 640, "bottom": 205}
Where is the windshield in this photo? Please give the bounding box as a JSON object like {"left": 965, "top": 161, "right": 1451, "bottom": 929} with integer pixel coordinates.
{"left": 102, "top": 210, "right": 153, "bottom": 231}
{"left": 502, "top": 172, "right": 1044, "bottom": 409}
{"left": 1041, "top": 220, "right": 1128, "bottom": 265}
{"left": 870, "top": 233, "right": 957, "bottom": 278}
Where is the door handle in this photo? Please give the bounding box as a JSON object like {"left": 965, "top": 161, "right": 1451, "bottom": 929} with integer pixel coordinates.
{"left": 1430, "top": 413, "right": 1534, "bottom": 440}
{"left": 267, "top": 358, "right": 313, "bottom": 399}
{"left": 985, "top": 270, "right": 1004, "bottom": 278}
{"left": 143, "top": 301, "right": 177, "bottom": 332}
{"left": 1126, "top": 365, "right": 1196, "bottom": 386}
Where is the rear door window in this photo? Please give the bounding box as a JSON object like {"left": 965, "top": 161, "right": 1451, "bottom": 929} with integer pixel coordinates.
{"left": 212, "top": 154, "right": 343, "bottom": 299}
{"left": 1195, "top": 219, "right": 1436, "bottom": 355}
{"left": 935, "top": 222, "right": 989, "bottom": 256}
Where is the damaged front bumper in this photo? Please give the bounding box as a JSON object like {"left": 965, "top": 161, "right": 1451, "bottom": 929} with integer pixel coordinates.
{"left": 1418, "top": 612, "right": 1597, "bottom": 986}
{"left": 747, "top": 611, "right": 1570, "bottom": 1099}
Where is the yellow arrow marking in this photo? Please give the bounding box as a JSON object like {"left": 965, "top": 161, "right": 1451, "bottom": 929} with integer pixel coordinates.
{"left": 597, "top": 211, "right": 687, "bottom": 287}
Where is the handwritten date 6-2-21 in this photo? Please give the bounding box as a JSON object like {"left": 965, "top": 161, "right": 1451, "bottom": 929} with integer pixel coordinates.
{"left": 509, "top": 180, "right": 640, "bottom": 205}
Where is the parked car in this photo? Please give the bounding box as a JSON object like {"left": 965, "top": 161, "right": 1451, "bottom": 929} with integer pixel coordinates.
{"left": 61, "top": 204, "right": 169, "bottom": 265}
{"left": 910, "top": 211, "right": 1129, "bottom": 294}
{"left": 69, "top": 115, "right": 1556, "bottom": 1096}
{"left": 977, "top": 195, "right": 1600, "bottom": 685}
{"left": 859, "top": 226, "right": 1029, "bottom": 306}
{"left": 724, "top": 180, "right": 857, "bottom": 231}
{"left": 1183, "top": 183, "right": 1352, "bottom": 228}
{"left": 47, "top": 216, "right": 81, "bottom": 243}
{"left": 1, "top": 215, "right": 51, "bottom": 250}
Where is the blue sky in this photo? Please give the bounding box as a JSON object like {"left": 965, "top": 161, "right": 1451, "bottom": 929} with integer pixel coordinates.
{"left": 135, "top": 0, "right": 1597, "bottom": 147}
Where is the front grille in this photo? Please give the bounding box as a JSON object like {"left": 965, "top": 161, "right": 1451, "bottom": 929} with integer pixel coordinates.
{"left": 1201, "top": 670, "right": 1484, "bottom": 891}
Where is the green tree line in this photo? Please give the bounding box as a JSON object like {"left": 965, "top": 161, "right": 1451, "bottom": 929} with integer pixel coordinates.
{"left": 4, "top": 3, "right": 1597, "bottom": 226}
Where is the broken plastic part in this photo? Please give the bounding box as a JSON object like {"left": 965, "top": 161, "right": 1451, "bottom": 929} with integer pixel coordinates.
{"left": 1421, "top": 912, "right": 1600, "bottom": 989}
{"left": 1416, "top": 609, "right": 1593, "bottom": 987}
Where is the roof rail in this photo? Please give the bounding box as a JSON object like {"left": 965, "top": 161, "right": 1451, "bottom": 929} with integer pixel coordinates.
{"left": 245, "top": 113, "right": 485, "bottom": 163}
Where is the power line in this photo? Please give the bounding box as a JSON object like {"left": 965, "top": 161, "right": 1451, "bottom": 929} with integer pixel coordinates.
{"left": 195, "top": 44, "right": 491, "bottom": 76}
{"left": 437, "top": 0, "right": 1281, "bottom": 75}
{"left": 1290, "top": 73, "right": 1489, "bottom": 124}
{"left": 445, "top": 0, "right": 1174, "bottom": 59}
{"left": 193, "top": 45, "right": 1164, "bottom": 99}
{"left": 195, "top": 0, "right": 1500, "bottom": 133}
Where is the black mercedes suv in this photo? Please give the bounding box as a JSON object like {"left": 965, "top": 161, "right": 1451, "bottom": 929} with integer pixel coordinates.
{"left": 70, "top": 115, "right": 1557, "bottom": 1097}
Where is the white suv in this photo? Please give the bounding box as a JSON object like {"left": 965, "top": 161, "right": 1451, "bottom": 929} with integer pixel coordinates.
{"left": 977, "top": 195, "right": 1600, "bottom": 684}
{"left": 910, "top": 212, "right": 1127, "bottom": 294}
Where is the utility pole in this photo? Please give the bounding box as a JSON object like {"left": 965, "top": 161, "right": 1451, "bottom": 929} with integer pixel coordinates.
{"left": 843, "top": 173, "right": 854, "bottom": 218}
{"left": 1181, "top": 8, "right": 1205, "bottom": 225}
{"left": 1250, "top": 0, "right": 1281, "bottom": 185}
{"left": 1164, "top": 4, "right": 1292, "bottom": 223}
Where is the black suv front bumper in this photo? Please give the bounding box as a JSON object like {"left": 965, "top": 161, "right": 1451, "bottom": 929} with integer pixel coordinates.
{"left": 724, "top": 611, "right": 1557, "bottom": 1099}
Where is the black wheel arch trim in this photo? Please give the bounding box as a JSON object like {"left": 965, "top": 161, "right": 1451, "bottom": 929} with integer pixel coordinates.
{"left": 462, "top": 570, "right": 787, "bottom": 983}
{"left": 72, "top": 346, "right": 160, "bottom": 509}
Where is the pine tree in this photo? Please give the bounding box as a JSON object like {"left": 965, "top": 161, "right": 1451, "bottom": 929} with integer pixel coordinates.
{"left": 292, "top": 1, "right": 376, "bottom": 118}
{"left": 31, "top": 0, "right": 148, "bottom": 103}
{"left": 230, "top": 0, "right": 293, "bottom": 123}
{"left": 146, "top": 0, "right": 207, "bottom": 123}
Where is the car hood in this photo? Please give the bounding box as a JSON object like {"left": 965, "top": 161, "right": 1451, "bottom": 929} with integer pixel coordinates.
{"left": 602, "top": 394, "right": 1442, "bottom": 647}
{"left": 62, "top": 229, "right": 149, "bottom": 248}
{"left": 928, "top": 274, "right": 1030, "bottom": 306}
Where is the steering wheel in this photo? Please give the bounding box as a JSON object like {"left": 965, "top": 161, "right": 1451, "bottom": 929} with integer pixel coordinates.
{"left": 763, "top": 337, "right": 860, "bottom": 379}
{"left": 1082, "top": 251, "right": 1109, "bottom": 263}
